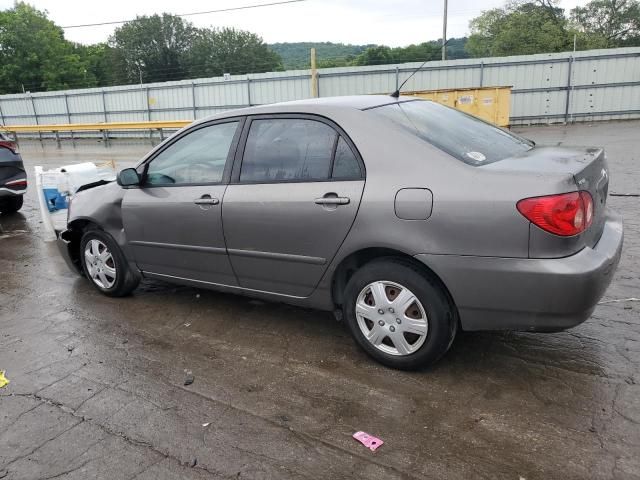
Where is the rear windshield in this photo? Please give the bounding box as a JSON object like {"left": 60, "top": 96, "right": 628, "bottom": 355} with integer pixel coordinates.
{"left": 367, "top": 100, "right": 533, "bottom": 165}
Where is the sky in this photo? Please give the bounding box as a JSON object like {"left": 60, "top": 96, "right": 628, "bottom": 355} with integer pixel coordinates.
{"left": 0, "top": 0, "right": 591, "bottom": 47}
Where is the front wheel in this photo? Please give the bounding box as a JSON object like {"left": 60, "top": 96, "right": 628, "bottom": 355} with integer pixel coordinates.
{"left": 80, "top": 229, "right": 140, "bottom": 297}
{"left": 343, "top": 258, "right": 457, "bottom": 370}
{"left": 0, "top": 195, "right": 23, "bottom": 213}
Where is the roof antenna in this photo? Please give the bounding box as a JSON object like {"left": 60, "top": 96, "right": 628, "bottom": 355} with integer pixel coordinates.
{"left": 391, "top": 39, "right": 451, "bottom": 98}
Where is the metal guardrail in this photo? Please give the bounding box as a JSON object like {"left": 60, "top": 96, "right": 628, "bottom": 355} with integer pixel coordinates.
{"left": 0, "top": 120, "right": 193, "bottom": 144}
{"left": 0, "top": 120, "right": 191, "bottom": 133}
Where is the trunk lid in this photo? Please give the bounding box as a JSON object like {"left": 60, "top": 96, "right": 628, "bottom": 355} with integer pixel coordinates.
{"left": 483, "top": 146, "right": 609, "bottom": 247}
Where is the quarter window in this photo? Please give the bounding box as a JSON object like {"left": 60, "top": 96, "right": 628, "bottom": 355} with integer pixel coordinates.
{"left": 145, "top": 121, "right": 239, "bottom": 186}
{"left": 332, "top": 137, "right": 361, "bottom": 179}
{"left": 240, "top": 119, "right": 337, "bottom": 182}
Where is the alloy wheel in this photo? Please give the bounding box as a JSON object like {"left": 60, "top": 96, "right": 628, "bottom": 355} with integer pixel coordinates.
{"left": 84, "top": 239, "right": 117, "bottom": 289}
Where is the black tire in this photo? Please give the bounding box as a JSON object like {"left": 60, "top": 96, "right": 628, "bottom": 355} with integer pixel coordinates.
{"left": 343, "top": 258, "right": 457, "bottom": 370}
{"left": 80, "top": 228, "right": 140, "bottom": 297}
{"left": 0, "top": 195, "right": 23, "bottom": 213}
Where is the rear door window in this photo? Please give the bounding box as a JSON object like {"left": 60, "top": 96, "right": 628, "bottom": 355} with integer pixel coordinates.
{"left": 368, "top": 100, "right": 533, "bottom": 165}
{"left": 240, "top": 118, "right": 337, "bottom": 182}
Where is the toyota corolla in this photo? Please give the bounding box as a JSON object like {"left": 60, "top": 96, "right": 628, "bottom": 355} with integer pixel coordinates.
{"left": 57, "top": 95, "right": 623, "bottom": 369}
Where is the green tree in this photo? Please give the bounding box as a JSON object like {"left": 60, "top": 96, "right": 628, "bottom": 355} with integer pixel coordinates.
{"left": 350, "top": 42, "right": 441, "bottom": 67}
{"left": 269, "top": 42, "right": 372, "bottom": 69}
{"left": 570, "top": 0, "right": 640, "bottom": 47}
{"left": 109, "top": 14, "right": 198, "bottom": 83}
{"left": 0, "top": 2, "right": 90, "bottom": 93}
{"left": 187, "top": 27, "right": 282, "bottom": 77}
{"left": 466, "top": 1, "right": 573, "bottom": 57}
{"left": 353, "top": 46, "right": 394, "bottom": 65}
{"left": 71, "top": 43, "right": 122, "bottom": 87}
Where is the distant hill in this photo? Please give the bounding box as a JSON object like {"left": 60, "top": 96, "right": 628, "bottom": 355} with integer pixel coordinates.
{"left": 269, "top": 39, "right": 469, "bottom": 70}
{"left": 268, "top": 42, "right": 375, "bottom": 69}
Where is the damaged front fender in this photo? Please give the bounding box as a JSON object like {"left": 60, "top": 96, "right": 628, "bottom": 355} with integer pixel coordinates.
{"left": 61, "top": 181, "right": 136, "bottom": 273}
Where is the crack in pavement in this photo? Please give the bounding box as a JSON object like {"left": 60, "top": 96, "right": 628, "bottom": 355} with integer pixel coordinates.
{"left": 2, "top": 413, "right": 83, "bottom": 471}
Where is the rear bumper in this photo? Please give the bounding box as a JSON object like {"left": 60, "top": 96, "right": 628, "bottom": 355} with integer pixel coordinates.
{"left": 415, "top": 210, "right": 624, "bottom": 332}
{"left": 0, "top": 188, "right": 26, "bottom": 198}
{"left": 0, "top": 159, "right": 27, "bottom": 197}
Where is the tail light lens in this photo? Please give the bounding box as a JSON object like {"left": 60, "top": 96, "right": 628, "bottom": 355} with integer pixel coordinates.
{"left": 0, "top": 140, "right": 17, "bottom": 154}
{"left": 4, "top": 178, "right": 27, "bottom": 190}
{"left": 517, "top": 191, "right": 593, "bottom": 237}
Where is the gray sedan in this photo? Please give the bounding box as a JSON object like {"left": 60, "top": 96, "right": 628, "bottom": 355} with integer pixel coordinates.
{"left": 57, "top": 95, "right": 623, "bottom": 369}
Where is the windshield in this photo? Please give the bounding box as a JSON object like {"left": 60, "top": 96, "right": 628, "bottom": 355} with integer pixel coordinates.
{"left": 368, "top": 100, "right": 533, "bottom": 166}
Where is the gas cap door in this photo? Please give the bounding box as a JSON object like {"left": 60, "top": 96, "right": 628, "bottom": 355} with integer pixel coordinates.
{"left": 394, "top": 188, "right": 433, "bottom": 220}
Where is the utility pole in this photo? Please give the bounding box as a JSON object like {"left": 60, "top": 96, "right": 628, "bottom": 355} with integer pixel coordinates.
{"left": 442, "top": 0, "right": 448, "bottom": 61}
{"left": 310, "top": 48, "right": 318, "bottom": 98}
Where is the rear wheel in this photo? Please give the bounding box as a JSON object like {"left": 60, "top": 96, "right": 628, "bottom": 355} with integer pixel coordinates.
{"left": 343, "top": 258, "right": 457, "bottom": 370}
{"left": 0, "top": 195, "right": 23, "bottom": 213}
{"left": 80, "top": 229, "right": 140, "bottom": 297}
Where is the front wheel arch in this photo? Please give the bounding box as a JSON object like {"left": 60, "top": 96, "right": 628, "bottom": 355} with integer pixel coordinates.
{"left": 79, "top": 228, "right": 140, "bottom": 296}
{"left": 64, "top": 219, "right": 100, "bottom": 274}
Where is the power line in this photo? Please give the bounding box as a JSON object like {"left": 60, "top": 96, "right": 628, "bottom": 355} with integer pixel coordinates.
{"left": 61, "top": 0, "right": 308, "bottom": 29}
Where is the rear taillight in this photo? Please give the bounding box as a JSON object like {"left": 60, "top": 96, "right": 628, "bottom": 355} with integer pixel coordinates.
{"left": 517, "top": 191, "right": 593, "bottom": 237}
{"left": 0, "top": 140, "right": 17, "bottom": 154}
{"left": 4, "top": 178, "right": 27, "bottom": 190}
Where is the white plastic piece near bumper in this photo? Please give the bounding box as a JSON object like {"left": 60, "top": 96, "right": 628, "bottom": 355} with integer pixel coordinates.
{"left": 35, "top": 166, "right": 58, "bottom": 242}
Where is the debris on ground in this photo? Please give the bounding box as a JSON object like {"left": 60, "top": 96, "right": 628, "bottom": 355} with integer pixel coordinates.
{"left": 184, "top": 370, "right": 194, "bottom": 386}
{"left": 352, "top": 431, "right": 383, "bottom": 451}
{"left": 189, "top": 458, "right": 197, "bottom": 468}
{"left": 0, "top": 370, "right": 9, "bottom": 388}
{"left": 202, "top": 422, "right": 210, "bottom": 427}
{"left": 183, "top": 323, "right": 191, "bottom": 327}
{"left": 66, "top": 345, "right": 75, "bottom": 352}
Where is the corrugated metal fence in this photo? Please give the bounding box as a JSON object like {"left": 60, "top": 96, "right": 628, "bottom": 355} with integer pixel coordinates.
{"left": 0, "top": 47, "right": 638, "bottom": 130}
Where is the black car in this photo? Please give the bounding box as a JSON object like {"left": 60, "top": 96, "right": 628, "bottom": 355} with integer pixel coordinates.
{"left": 0, "top": 131, "right": 26, "bottom": 213}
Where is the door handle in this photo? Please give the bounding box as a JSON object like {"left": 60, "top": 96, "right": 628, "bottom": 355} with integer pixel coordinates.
{"left": 194, "top": 195, "right": 219, "bottom": 205}
{"left": 314, "top": 196, "right": 350, "bottom": 205}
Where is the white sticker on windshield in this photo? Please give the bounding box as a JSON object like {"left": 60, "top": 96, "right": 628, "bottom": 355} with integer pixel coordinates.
{"left": 466, "top": 151, "right": 486, "bottom": 162}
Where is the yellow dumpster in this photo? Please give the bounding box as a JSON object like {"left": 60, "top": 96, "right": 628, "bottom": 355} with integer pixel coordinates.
{"left": 402, "top": 86, "right": 512, "bottom": 127}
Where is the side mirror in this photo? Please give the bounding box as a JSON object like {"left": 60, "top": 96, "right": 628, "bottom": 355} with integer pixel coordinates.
{"left": 117, "top": 168, "right": 140, "bottom": 187}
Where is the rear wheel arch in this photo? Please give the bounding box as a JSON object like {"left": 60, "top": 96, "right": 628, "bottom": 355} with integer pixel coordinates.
{"left": 340, "top": 253, "right": 459, "bottom": 369}
{"left": 331, "top": 248, "right": 458, "bottom": 316}
{"left": 0, "top": 195, "right": 23, "bottom": 213}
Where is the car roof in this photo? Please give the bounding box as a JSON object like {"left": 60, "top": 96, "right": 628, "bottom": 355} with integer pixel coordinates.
{"left": 267, "top": 95, "right": 412, "bottom": 110}
{"left": 194, "top": 95, "right": 417, "bottom": 125}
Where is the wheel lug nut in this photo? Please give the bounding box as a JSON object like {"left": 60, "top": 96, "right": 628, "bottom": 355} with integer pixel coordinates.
{"left": 377, "top": 309, "right": 384, "bottom": 315}
{"left": 396, "top": 318, "right": 401, "bottom": 324}
{"left": 378, "top": 320, "right": 385, "bottom": 326}
{"left": 389, "top": 326, "right": 396, "bottom": 332}
{"left": 389, "top": 308, "right": 394, "bottom": 313}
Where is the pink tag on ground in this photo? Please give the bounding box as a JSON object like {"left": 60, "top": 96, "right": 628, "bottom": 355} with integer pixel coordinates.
{"left": 353, "top": 431, "right": 384, "bottom": 451}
